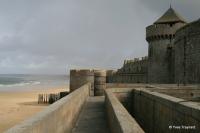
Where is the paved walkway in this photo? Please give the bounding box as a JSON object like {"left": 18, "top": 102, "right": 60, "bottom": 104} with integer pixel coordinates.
{"left": 72, "top": 96, "right": 110, "bottom": 133}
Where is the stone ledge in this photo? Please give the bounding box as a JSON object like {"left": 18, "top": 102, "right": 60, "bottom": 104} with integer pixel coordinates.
{"left": 105, "top": 89, "right": 144, "bottom": 133}
{"left": 5, "top": 83, "right": 91, "bottom": 133}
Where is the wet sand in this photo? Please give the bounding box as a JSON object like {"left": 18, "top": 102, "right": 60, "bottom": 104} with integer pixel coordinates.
{"left": 0, "top": 86, "right": 68, "bottom": 132}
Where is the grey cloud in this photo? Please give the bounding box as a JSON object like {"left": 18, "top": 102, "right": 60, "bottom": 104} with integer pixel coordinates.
{"left": 0, "top": 0, "right": 198, "bottom": 74}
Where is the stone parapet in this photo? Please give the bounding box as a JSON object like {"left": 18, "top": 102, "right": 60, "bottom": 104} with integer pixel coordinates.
{"left": 132, "top": 88, "right": 200, "bottom": 132}
{"left": 146, "top": 23, "right": 185, "bottom": 41}
{"left": 5, "top": 83, "right": 91, "bottom": 133}
{"left": 105, "top": 88, "right": 144, "bottom": 133}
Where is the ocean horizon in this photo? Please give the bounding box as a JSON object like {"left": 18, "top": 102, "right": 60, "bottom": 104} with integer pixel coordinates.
{"left": 0, "top": 74, "right": 69, "bottom": 91}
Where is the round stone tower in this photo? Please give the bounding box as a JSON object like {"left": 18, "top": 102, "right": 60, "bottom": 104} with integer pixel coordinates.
{"left": 175, "top": 19, "right": 200, "bottom": 84}
{"left": 70, "top": 69, "right": 94, "bottom": 95}
{"left": 106, "top": 70, "right": 115, "bottom": 83}
{"left": 146, "top": 7, "right": 186, "bottom": 83}
{"left": 94, "top": 70, "right": 106, "bottom": 96}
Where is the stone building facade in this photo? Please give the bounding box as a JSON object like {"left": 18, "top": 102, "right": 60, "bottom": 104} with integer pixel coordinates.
{"left": 107, "top": 7, "right": 200, "bottom": 84}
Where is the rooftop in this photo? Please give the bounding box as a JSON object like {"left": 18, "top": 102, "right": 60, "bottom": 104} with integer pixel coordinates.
{"left": 154, "top": 7, "right": 187, "bottom": 24}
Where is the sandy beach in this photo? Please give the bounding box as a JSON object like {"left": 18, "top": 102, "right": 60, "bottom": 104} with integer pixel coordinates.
{"left": 0, "top": 86, "right": 69, "bottom": 132}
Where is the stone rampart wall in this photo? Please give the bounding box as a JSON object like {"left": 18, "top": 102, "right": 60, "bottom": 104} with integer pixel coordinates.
{"left": 107, "top": 73, "right": 147, "bottom": 83}
{"left": 5, "top": 83, "right": 91, "bottom": 133}
{"left": 175, "top": 19, "right": 200, "bottom": 84}
{"left": 106, "top": 57, "right": 148, "bottom": 84}
{"left": 105, "top": 88, "right": 144, "bottom": 133}
{"left": 132, "top": 89, "right": 200, "bottom": 133}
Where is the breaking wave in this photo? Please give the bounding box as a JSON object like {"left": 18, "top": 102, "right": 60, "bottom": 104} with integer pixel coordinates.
{"left": 0, "top": 81, "right": 41, "bottom": 87}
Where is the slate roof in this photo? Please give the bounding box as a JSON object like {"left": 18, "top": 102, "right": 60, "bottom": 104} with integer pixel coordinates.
{"left": 154, "top": 7, "right": 187, "bottom": 24}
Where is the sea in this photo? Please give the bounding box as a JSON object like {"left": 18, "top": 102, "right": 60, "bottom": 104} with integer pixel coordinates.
{"left": 0, "top": 74, "right": 69, "bottom": 91}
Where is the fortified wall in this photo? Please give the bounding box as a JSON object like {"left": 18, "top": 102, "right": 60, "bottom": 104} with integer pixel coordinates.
{"left": 106, "top": 57, "right": 148, "bottom": 83}
{"left": 107, "top": 8, "right": 200, "bottom": 85}
{"left": 175, "top": 19, "right": 200, "bottom": 84}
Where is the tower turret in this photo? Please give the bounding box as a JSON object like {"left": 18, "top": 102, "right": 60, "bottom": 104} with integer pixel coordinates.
{"left": 146, "top": 7, "right": 187, "bottom": 83}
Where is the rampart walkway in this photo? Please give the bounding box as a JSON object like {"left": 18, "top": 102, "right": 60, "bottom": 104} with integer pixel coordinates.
{"left": 72, "top": 96, "right": 110, "bottom": 133}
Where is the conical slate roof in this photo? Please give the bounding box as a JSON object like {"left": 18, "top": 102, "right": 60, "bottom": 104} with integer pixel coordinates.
{"left": 154, "top": 7, "right": 186, "bottom": 24}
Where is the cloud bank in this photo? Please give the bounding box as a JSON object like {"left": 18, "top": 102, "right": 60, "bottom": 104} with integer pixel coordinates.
{"left": 0, "top": 0, "right": 199, "bottom": 74}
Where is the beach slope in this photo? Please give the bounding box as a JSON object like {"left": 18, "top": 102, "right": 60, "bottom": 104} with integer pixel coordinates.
{"left": 0, "top": 87, "right": 68, "bottom": 132}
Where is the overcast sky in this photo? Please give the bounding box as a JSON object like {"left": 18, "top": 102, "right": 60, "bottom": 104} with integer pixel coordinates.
{"left": 0, "top": 0, "right": 199, "bottom": 74}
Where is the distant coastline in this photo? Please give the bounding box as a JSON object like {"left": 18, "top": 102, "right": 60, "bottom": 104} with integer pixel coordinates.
{"left": 0, "top": 74, "right": 69, "bottom": 91}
